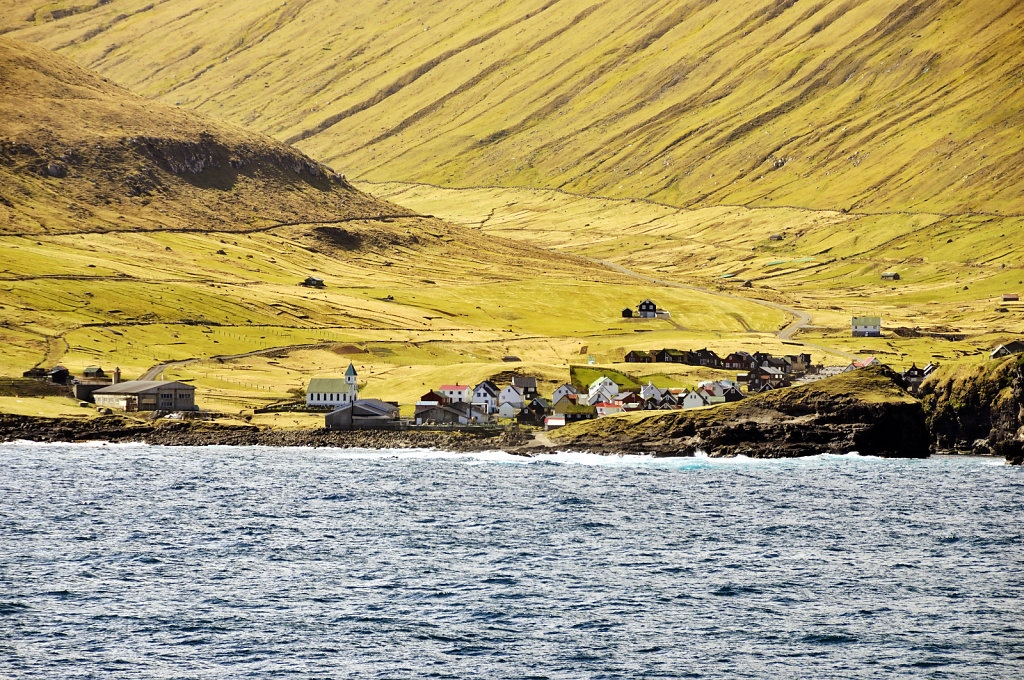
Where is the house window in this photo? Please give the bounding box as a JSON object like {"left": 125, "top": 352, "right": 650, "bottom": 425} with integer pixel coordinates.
{"left": 160, "top": 393, "right": 172, "bottom": 399}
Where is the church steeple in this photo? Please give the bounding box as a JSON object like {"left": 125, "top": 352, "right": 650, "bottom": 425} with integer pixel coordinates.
{"left": 345, "top": 362, "right": 358, "bottom": 401}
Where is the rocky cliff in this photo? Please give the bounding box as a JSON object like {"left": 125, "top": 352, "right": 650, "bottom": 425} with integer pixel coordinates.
{"left": 551, "top": 365, "right": 930, "bottom": 459}
{"left": 920, "top": 355, "right": 1024, "bottom": 465}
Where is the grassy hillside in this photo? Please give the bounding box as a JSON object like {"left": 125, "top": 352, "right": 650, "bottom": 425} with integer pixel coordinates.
{"left": 366, "top": 181, "right": 1024, "bottom": 367}
{"left": 0, "top": 37, "right": 794, "bottom": 417}
{"left": 0, "top": 35, "right": 400, "bottom": 235}
{"left": 5, "top": 0, "right": 1023, "bottom": 215}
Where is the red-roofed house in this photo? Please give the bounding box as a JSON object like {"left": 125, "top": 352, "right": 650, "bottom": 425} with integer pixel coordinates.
{"left": 438, "top": 384, "right": 471, "bottom": 403}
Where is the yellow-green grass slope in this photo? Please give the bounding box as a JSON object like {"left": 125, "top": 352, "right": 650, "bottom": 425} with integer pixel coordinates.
{"left": 6, "top": 0, "right": 1023, "bottom": 216}
{"left": 0, "top": 39, "right": 788, "bottom": 415}
{"left": 368, "top": 181, "right": 1024, "bottom": 369}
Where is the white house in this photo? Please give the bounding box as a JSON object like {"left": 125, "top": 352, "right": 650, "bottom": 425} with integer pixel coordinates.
{"left": 844, "top": 356, "right": 881, "bottom": 372}
{"left": 594, "top": 402, "right": 624, "bottom": 417}
{"left": 472, "top": 380, "right": 499, "bottom": 414}
{"left": 680, "top": 390, "right": 710, "bottom": 410}
{"left": 552, "top": 383, "right": 579, "bottom": 404}
{"left": 498, "top": 401, "right": 521, "bottom": 419}
{"left": 640, "top": 381, "right": 663, "bottom": 402}
{"left": 697, "top": 380, "right": 725, "bottom": 398}
{"left": 851, "top": 316, "right": 882, "bottom": 337}
{"left": 438, "top": 384, "right": 471, "bottom": 403}
{"left": 498, "top": 384, "right": 526, "bottom": 408}
{"left": 306, "top": 363, "right": 358, "bottom": 408}
{"left": 588, "top": 376, "right": 619, "bottom": 404}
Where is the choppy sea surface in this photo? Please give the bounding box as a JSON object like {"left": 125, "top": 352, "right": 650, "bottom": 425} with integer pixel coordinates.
{"left": 1, "top": 444, "right": 1022, "bottom": 679}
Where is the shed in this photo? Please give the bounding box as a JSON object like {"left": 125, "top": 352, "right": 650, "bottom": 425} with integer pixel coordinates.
{"left": 769, "top": 234, "right": 783, "bottom": 241}
{"left": 82, "top": 366, "right": 106, "bottom": 378}
{"left": 881, "top": 272, "right": 901, "bottom": 281}
{"left": 302, "top": 276, "right": 325, "bottom": 288}
{"left": 621, "top": 307, "right": 634, "bottom": 318}
{"left": 1003, "top": 293, "right": 1020, "bottom": 302}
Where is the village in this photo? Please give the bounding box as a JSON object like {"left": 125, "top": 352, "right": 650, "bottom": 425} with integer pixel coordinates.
{"left": 18, "top": 297, "right": 1016, "bottom": 434}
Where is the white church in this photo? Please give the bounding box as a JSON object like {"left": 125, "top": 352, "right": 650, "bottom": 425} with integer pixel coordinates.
{"left": 306, "top": 362, "right": 359, "bottom": 408}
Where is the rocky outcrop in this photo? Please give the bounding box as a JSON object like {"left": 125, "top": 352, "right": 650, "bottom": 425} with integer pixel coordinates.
{"left": 0, "top": 413, "right": 531, "bottom": 453}
{"left": 920, "top": 354, "right": 1024, "bottom": 464}
{"left": 551, "top": 366, "right": 930, "bottom": 459}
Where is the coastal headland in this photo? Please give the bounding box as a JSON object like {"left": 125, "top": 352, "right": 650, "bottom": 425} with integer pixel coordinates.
{"left": 0, "top": 367, "right": 941, "bottom": 460}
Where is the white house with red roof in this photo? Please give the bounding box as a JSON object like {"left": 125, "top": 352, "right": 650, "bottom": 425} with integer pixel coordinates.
{"left": 438, "top": 384, "right": 471, "bottom": 403}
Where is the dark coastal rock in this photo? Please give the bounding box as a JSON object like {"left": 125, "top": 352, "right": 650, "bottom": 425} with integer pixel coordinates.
{"left": 551, "top": 365, "right": 930, "bottom": 459}
{"left": 0, "top": 413, "right": 532, "bottom": 454}
{"left": 921, "top": 354, "right": 1024, "bottom": 465}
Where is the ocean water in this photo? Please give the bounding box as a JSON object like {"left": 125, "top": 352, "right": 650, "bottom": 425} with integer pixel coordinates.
{"left": 1, "top": 444, "right": 1022, "bottom": 679}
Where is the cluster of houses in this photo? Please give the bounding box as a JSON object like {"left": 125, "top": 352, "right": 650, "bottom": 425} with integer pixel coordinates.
{"left": 406, "top": 374, "right": 749, "bottom": 430}
{"left": 21, "top": 364, "right": 196, "bottom": 412}
{"left": 624, "top": 348, "right": 815, "bottom": 392}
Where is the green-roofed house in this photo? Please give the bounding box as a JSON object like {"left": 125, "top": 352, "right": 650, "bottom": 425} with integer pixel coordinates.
{"left": 306, "top": 362, "right": 359, "bottom": 408}
{"left": 851, "top": 316, "right": 882, "bottom": 337}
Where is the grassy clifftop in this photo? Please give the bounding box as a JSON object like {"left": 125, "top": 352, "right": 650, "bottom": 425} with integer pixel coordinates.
{"left": 0, "top": 36, "right": 395, "bottom": 235}
{"left": 5, "top": 0, "right": 1023, "bottom": 214}
{"left": 551, "top": 365, "right": 928, "bottom": 458}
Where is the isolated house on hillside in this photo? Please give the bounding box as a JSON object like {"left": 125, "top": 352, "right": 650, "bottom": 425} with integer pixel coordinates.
{"left": 881, "top": 272, "right": 901, "bottom": 281}
{"left": 1002, "top": 293, "right": 1020, "bottom": 303}
{"left": 637, "top": 299, "right": 658, "bottom": 318}
{"left": 93, "top": 380, "right": 195, "bottom": 412}
{"left": 851, "top": 316, "right": 882, "bottom": 337}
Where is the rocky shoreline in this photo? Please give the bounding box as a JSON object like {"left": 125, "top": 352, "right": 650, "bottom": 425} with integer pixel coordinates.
{"left": 2, "top": 364, "right": 1019, "bottom": 463}
{"left": 0, "top": 414, "right": 534, "bottom": 453}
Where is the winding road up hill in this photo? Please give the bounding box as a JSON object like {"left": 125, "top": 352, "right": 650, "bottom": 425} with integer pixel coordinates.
{"left": 4, "top": 0, "right": 1023, "bottom": 215}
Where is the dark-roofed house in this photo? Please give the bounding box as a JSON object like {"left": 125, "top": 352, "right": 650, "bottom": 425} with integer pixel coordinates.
{"left": 512, "top": 376, "right": 538, "bottom": 398}
{"left": 637, "top": 299, "right": 658, "bottom": 318}
{"left": 47, "top": 365, "right": 70, "bottom": 385}
{"left": 990, "top": 341, "right": 1024, "bottom": 359}
{"left": 415, "top": 402, "right": 489, "bottom": 425}
{"left": 82, "top": 366, "right": 106, "bottom": 379}
{"left": 325, "top": 399, "right": 401, "bottom": 430}
{"left": 723, "top": 352, "right": 757, "bottom": 371}
{"left": 92, "top": 380, "right": 195, "bottom": 412}
{"left": 624, "top": 350, "right": 655, "bottom": 363}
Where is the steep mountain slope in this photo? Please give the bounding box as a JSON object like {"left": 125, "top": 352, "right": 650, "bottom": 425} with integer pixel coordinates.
{"left": 5, "top": 0, "right": 1023, "bottom": 215}
{"left": 0, "top": 35, "right": 394, "bottom": 234}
